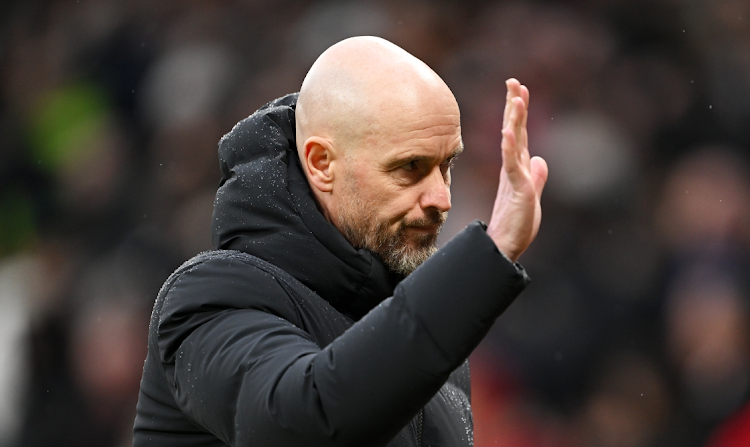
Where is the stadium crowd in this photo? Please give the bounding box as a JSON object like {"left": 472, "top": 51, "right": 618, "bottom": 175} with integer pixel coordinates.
{"left": 0, "top": 0, "right": 749, "bottom": 446}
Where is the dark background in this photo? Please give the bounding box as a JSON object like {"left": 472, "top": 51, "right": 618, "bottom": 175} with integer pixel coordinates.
{"left": 0, "top": 1, "right": 749, "bottom": 446}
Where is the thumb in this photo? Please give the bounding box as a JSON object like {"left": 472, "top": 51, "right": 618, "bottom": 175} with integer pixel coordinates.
{"left": 530, "top": 156, "right": 548, "bottom": 198}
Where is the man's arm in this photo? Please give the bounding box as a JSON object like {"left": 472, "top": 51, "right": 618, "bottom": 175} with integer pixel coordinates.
{"left": 159, "top": 223, "right": 526, "bottom": 447}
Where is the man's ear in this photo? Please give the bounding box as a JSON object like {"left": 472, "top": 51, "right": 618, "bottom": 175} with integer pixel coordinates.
{"left": 302, "top": 136, "right": 337, "bottom": 193}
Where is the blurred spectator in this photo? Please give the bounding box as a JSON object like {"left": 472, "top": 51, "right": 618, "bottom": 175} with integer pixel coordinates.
{"left": 665, "top": 269, "right": 750, "bottom": 423}
{"left": 535, "top": 111, "right": 637, "bottom": 209}
{"left": 292, "top": 1, "right": 393, "bottom": 67}
{"left": 138, "top": 42, "right": 239, "bottom": 130}
{"left": 656, "top": 147, "right": 750, "bottom": 444}
{"left": 656, "top": 148, "right": 750, "bottom": 254}
{"left": 0, "top": 257, "right": 32, "bottom": 446}
{"left": 574, "top": 351, "right": 671, "bottom": 447}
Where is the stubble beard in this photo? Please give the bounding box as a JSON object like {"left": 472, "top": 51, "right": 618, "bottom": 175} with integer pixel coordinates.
{"left": 335, "top": 179, "right": 447, "bottom": 276}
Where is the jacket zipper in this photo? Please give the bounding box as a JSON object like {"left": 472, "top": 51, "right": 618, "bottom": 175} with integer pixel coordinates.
{"left": 416, "top": 409, "right": 423, "bottom": 446}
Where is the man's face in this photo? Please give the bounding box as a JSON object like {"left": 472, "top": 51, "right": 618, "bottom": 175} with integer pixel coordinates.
{"left": 331, "top": 106, "right": 462, "bottom": 275}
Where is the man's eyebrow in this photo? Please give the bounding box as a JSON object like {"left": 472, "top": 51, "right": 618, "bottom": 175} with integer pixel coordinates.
{"left": 450, "top": 143, "right": 464, "bottom": 158}
{"left": 385, "top": 154, "right": 433, "bottom": 168}
{"left": 386, "top": 144, "right": 465, "bottom": 168}
{"left": 442, "top": 144, "right": 464, "bottom": 163}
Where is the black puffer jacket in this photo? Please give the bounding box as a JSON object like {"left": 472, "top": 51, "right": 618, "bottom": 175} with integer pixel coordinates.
{"left": 133, "top": 94, "right": 530, "bottom": 447}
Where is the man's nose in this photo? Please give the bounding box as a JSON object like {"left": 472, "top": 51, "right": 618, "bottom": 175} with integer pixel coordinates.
{"left": 419, "top": 168, "right": 451, "bottom": 213}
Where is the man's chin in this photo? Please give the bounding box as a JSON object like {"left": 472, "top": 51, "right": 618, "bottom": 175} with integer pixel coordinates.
{"left": 335, "top": 206, "right": 444, "bottom": 275}
{"left": 383, "top": 243, "right": 439, "bottom": 276}
{"left": 404, "top": 227, "right": 440, "bottom": 249}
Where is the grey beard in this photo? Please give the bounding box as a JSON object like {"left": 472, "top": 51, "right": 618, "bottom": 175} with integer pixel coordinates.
{"left": 336, "top": 200, "right": 445, "bottom": 276}
{"left": 377, "top": 227, "right": 441, "bottom": 276}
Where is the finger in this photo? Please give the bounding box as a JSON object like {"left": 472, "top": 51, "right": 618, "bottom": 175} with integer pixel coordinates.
{"left": 530, "top": 156, "right": 548, "bottom": 198}
{"left": 512, "top": 97, "right": 527, "bottom": 166}
{"left": 503, "top": 83, "right": 513, "bottom": 127}
{"left": 503, "top": 78, "right": 521, "bottom": 127}
{"left": 520, "top": 84, "right": 529, "bottom": 107}
{"left": 501, "top": 127, "right": 519, "bottom": 174}
{"left": 520, "top": 84, "right": 530, "bottom": 131}
{"left": 512, "top": 96, "right": 525, "bottom": 140}
{"left": 501, "top": 95, "right": 523, "bottom": 173}
{"left": 515, "top": 96, "right": 529, "bottom": 162}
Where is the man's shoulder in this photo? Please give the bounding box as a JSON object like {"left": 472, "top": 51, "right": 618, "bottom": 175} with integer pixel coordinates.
{"left": 155, "top": 250, "right": 301, "bottom": 319}
{"left": 151, "top": 250, "right": 306, "bottom": 366}
{"left": 151, "top": 249, "right": 353, "bottom": 365}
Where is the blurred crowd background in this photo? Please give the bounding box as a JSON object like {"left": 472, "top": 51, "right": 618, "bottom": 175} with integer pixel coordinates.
{"left": 1, "top": 0, "right": 749, "bottom": 446}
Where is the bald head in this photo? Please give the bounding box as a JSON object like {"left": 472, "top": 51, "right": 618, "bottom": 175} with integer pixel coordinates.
{"left": 296, "top": 36, "right": 458, "bottom": 158}
{"left": 295, "top": 37, "right": 462, "bottom": 274}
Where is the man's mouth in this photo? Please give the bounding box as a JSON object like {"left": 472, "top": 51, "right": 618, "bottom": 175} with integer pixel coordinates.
{"left": 405, "top": 224, "right": 440, "bottom": 234}
{"left": 401, "top": 211, "right": 447, "bottom": 237}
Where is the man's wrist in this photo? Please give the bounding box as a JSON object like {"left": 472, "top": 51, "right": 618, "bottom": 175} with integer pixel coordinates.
{"left": 484, "top": 226, "right": 521, "bottom": 263}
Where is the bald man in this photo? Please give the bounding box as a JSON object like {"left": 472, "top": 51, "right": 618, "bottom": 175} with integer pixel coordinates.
{"left": 133, "top": 37, "right": 547, "bottom": 447}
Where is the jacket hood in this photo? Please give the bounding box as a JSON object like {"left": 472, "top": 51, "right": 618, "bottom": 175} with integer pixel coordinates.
{"left": 211, "top": 93, "right": 403, "bottom": 321}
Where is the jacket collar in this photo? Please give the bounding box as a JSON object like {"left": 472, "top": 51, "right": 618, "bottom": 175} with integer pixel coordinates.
{"left": 211, "top": 93, "right": 403, "bottom": 321}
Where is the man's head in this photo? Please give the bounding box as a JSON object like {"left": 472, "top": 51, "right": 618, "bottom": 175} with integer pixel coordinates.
{"left": 296, "top": 36, "right": 462, "bottom": 275}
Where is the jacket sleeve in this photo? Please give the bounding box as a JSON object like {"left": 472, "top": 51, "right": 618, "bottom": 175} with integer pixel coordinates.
{"left": 158, "top": 221, "right": 529, "bottom": 446}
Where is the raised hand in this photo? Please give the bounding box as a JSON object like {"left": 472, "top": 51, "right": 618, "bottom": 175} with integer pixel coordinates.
{"left": 486, "top": 79, "right": 548, "bottom": 262}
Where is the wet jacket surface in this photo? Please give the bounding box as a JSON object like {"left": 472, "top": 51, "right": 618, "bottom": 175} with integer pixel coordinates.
{"left": 132, "top": 94, "right": 530, "bottom": 447}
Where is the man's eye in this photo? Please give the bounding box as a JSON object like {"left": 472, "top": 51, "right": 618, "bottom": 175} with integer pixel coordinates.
{"left": 401, "top": 161, "right": 416, "bottom": 171}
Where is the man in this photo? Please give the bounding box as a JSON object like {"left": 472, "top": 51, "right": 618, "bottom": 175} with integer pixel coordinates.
{"left": 133, "top": 36, "right": 547, "bottom": 447}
